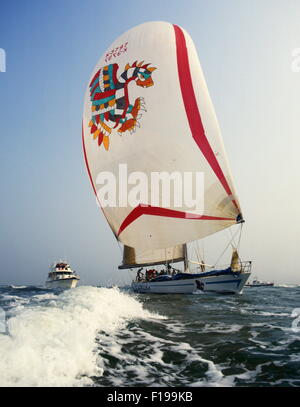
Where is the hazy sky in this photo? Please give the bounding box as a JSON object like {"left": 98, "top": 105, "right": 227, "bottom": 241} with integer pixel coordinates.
{"left": 0, "top": 0, "right": 299, "bottom": 286}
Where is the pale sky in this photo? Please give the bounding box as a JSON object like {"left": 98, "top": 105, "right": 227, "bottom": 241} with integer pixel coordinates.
{"left": 0, "top": 0, "right": 299, "bottom": 285}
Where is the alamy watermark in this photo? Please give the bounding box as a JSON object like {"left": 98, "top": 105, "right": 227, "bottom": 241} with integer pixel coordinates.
{"left": 291, "top": 308, "right": 300, "bottom": 333}
{"left": 0, "top": 307, "right": 6, "bottom": 333}
{"left": 291, "top": 48, "right": 300, "bottom": 73}
{"left": 95, "top": 163, "right": 204, "bottom": 215}
{"left": 0, "top": 48, "right": 6, "bottom": 72}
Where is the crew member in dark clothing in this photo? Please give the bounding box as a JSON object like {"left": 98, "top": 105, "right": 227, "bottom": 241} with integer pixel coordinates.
{"left": 137, "top": 267, "right": 143, "bottom": 282}
{"left": 167, "top": 263, "right": 180, "bottom": 275}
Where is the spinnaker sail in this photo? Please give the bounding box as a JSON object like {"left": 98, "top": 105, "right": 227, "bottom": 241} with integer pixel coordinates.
{"left": 82, "top": 21, "right": 243, "bottom": 252}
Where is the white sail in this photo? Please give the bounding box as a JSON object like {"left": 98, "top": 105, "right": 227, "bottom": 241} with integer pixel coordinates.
{"left": 82, "top": 21, "right": 243, "bottom": 251}
{"left": 119, "top": 244, "right": 185, "bottom": 269}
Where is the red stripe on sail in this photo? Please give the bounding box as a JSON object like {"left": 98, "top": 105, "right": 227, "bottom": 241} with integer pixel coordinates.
{"left": 117, "top": 204, "right": 235, "bottom": 237}
{"left": 173, "top": 24, "right": 239, "bottom": 212}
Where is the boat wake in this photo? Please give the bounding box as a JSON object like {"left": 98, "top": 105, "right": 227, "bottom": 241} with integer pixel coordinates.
{"left": 192, "top": 290, "right": 206, "bottom": 295}
{"left": 0, "top": 286, "right": 163, "bottom": 386}
{"left": 0, "top": 285, "right": 299, "bottom": 387}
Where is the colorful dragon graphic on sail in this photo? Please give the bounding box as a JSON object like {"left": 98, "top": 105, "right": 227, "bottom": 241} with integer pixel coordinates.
{"left": 88, "top": 61, "right": 156, "bottom": 150}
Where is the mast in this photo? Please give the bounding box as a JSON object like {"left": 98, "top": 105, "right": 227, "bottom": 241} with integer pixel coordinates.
{"left": 183, "top": 244, "right": 189, "bottom": 272}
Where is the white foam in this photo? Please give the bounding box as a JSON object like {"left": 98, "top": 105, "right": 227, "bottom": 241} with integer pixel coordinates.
{"left": 256, "top": 311, "right": 290, "bottom": 317}
{"left": 192, "top": 290, "right": 205, "bottom": 295}
{"left": 241, "top": 309, "right": 290, "bottom": 317}
{"left": 31, "top": 293, "right": 57, "bottom": 302}
{"left": 201, "top": 323, "right": 242, "bottom": 334}
{"left": 0, "top": 286, "right": 162, "bottom": 387}
{"left": 10, "top": 286, "right": 27, "bottom": 289}
{"left": 1, "top": 294, "right": 24, "bottom": 301}
{"left": 0, "top": 295, "right": 30, "bottom": 311}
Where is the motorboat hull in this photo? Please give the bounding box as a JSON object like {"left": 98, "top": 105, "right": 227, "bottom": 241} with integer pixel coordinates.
{"left": 45, "top": 278, "right": 79, "bottom": 289}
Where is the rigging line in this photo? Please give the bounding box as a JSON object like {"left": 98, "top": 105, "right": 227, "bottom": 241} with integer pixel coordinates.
{"left": 117, "top": 240, "right": 123, "bottom": 255}
{"left": 198, "top": 244, "right": 202, "bottom": 264}
{"left": 228, "top": 226, "right": 237, "bottom": 249}
{"left": 197, "top": 240, "right": 201, "bottom": 261}
{"left": 195, "top": 241, "right": 200, "bottom": 263}
{"left": 127, "top": 268, "right": 133, "bottom": 283}
{"left": 213, "top": 227, "right": 240, "bottom": 268}
{"left": 237, "top": 223, "right": 244, "bottom": 251}
{"left": 200, "top": 238, "right": 205, "bottom": 262}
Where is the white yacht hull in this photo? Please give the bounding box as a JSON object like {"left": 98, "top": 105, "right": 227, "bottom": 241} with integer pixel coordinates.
{"left": 45, "top": 278, "right": 79, "bottom": 289}
{"left": 131, "top": 272, "right": 251, "bottom": 294}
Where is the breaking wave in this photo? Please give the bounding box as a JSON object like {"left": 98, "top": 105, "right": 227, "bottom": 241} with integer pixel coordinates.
{"left": 0, "top": 284, "right": 299, "bottom": 387}
{"left": 0, "top": 286, "right": 163, "bottom": 386}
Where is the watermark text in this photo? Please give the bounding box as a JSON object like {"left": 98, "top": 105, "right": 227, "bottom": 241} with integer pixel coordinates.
{"left": 0, "top": 307, "right": 6, "bottom": 333}
{"left": 0, "top": 48, "right": 6, "bottom": 72}
{"left": 291, "top": 308, "right": 300, "bottom": 332}
{"left": 95, "top": 164, "right": 204, "bottom": 214}
{"left": 291, "top": 48, "right": 300, "bottom": 72}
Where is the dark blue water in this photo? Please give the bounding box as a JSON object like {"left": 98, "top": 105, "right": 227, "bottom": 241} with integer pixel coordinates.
{"left": 0, "top": 284, "right": 299, "bottom": 386}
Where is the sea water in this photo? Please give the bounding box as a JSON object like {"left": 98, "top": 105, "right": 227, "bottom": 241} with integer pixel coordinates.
{"left": 0, "top": 284, "right": 299, "bottom": 387}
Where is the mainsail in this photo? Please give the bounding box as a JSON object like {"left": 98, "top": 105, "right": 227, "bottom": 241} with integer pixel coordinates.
{"left": 82, "top": 21, "right": 243, "bottom": 256}
{"left": 119, "top": 244, "right": 185, "bottom": 269}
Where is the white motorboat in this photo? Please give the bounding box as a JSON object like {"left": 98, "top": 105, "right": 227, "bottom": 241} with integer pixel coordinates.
{"left": 45, "top": 261, "right": 80, "bottom": 289}
{"left": 245, "top": 277, "right": 274, "bottom": 287}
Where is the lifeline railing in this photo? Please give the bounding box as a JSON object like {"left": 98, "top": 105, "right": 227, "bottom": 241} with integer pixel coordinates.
{"left": 240, "top": 261, "right": 252, "bottom": 273}
{"left": 195, "top": 260, "right": 252, "bottom": 273}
